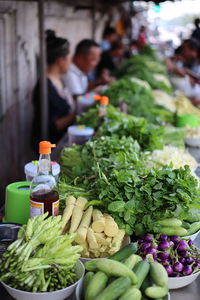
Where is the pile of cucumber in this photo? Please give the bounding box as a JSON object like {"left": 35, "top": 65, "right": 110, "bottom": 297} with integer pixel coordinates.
{"left": 83, "top": 244, "right": 169, "bottom": 300}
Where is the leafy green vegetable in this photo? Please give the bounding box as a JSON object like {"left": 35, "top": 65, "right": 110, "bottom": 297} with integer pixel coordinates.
{"left": 0, "top": 214, "right": 82, "bottom": 292}
{"left": 102, "top": 78, "right": 174, "bottom": 124}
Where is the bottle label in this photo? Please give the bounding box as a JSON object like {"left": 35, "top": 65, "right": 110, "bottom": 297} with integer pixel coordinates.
{"left": 30, "top": 200, "right": 44, "bottom": 218}
{"left": 52, "top": 200, "right": 59, "bottom": 216}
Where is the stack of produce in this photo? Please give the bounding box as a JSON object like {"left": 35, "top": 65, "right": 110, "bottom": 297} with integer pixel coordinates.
{"left": 59, "top": 127, "right": 200, "bottom": 236}
{"left": 0, "top": 213, "right": 82, "bottom": 292}
{"left": 113, "top": 54, "right": 172, "bottom": 94}
{"left": 152, "top": 90, "right": 176, "bottom": 113}
{"left": 62, "top": 196, "right": 125, "bottom": 258}
{"left": 78, "top": 105, "right": 184, "bottom": 151}
{"left": 137, "top": 234, "right": 200, "bottom": 277}
{"left": 146, "top": 145, "right": 198, "bottom": 170}
{"left": 103, "top": 78, "right": 173, "bottom": 124}
{"left": 83, "top": 247, "right": 169, "bottom": 300}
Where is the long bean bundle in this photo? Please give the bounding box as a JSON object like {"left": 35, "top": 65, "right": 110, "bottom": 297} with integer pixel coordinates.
{"left": 0, "top": 213, "right": 82, "bottom": 292}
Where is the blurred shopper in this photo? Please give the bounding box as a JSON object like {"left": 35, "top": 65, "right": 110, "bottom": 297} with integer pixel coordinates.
{"left": 96, "top": 41, "right": 125, "bottom": 77}
{"left": 165, "top": 39, "right": 199, "bottom": 77}
{"left": 191, "top": 18, "right": 200, "bottom": 42}
{"left": 32, "top": 30, "right": 75, "bottom": 147}
{"left": 62, "top": 39, "right": 101, "bottom": 96}
{"left": 101, "top": 27, "right": 118, "bottom": 51}
{"left": 137, "top": 26, "right": 147, "bottom": 46}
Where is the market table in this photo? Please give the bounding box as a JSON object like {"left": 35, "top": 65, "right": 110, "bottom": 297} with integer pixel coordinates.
{"left": 1, "top": 147, "right": 200, "bottom": 299}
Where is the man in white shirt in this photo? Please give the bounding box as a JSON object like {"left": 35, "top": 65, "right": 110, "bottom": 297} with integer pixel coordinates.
{"left": 62, "top": 39, "right": 101, "bottom": 96}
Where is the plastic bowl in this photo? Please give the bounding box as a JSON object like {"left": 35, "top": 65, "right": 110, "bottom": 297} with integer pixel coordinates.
{"left": 184, "top": 229, "right": 200, "bottom": 241}
{"left": 75, "top": 279, "right": 171, "bottom": 300}
{"left": 168, "top": 270, "right": 200, "bottom": 289}
{"left": 80, "top": 235, "right": 130, "bottom": 263}
{"left": 1, "top": 260, "right": 85, "bottom": 300}
{"left": 0, "top": 223, "right": 21, "bottom": 257}
{"left": 185, "top": 137, "right": 200, "bottom": 147}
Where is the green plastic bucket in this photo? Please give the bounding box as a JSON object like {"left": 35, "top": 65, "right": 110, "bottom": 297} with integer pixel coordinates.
{"left": 4, "top": 181, "right": 30, "bottom": 225}
{"left": 176, "top": 114, "right": 198, "bottom": 128}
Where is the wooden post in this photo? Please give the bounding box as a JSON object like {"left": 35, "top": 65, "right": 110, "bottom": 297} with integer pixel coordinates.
{"left": 38, "top": 0, "right": 48, "bottom": 140}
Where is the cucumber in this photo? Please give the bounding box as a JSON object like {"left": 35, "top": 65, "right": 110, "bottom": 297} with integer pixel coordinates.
{"left": 141, "top": 275, "right": 152, "bottom": 293}
{"left": 95, "top": 277, "right": 131, "bottom": 300}
{"left": 182, "top": 221, "right": 191, "bottom": 229}
{"left": 154, "top": 226, "right": 188, "bottom": 236}
{"left": 96, "top": 259, "right": 138, "bottom": 284}
{"left": 150, "top": 262, "right": 168, "bottom": 287}
{"left": 118, "top": 287, "right": 142, "bottom": 300}
{"left": 109, "top": 243, "right": 137, "bottom": 261}
{"left": 186, "top": 221, "right": 200, "bottom": 235}
{"left": 85, "top": 260, "right": 99, "bottom": 271}
{"left": 83, "top": 272, "right": 94, "bottom": 296}
{"left": 145, "top": 286, "right": 168, "bottom": 298}
{"left": 184, "top": 210, "right": 200, "bottom": 223}
{"left": 133, "top": 260, "right": 150, "bottom": 288}
{"left": 85, "top": 271, "right": 108, "bottom": 300}
{"left": 124, "top": 254, "right": 142, "bottom": 269}
{"left": 157, "top": 218, "right": 182, "bottom": 227}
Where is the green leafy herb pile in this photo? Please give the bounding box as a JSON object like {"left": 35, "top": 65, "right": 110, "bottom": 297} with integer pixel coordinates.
{"left": 102, "top": 78, "right": 174, "bottom": 124}
{"left": 78, "top": 106, "right": 183, "bottom": 151}
{"left": 113, "top": 54, "right": 172, "bottom": 93}
{"left": 0, "top": 214, "right": 82, "bottom": 292}
{"left": 59, "top": 134, "right": 200, "bottom": 235}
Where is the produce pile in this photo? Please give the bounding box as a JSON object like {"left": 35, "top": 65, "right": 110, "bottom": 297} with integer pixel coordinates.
{"left": 103, "top": 78, "right": 173, "bottom": 124}
{"left": 83, "top": 244, "right": 169, "bottom": 300}
{"left": 59, "top": 132, "right": 200, "bottom": 236}
{"left": 62, "top": 196, "right": 125, "bottom": 258}
{"left": 78, "top": 105, "right": 184, "bottom": 151}
{"left": 137, "top": 234, "right": 200, "bottom": 277}
{"left": 146, "top": 145, "right": 198, "bottom": 170}
{"left": 113, "top": 54, "right": 172, "bottom": 94}
{"left": 0, "top": 214, "right": 82, "bottom": 292}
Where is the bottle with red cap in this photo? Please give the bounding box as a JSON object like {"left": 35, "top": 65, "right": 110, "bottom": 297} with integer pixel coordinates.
{"left": 30, "top": 141, "right": 59, "bottom": 218}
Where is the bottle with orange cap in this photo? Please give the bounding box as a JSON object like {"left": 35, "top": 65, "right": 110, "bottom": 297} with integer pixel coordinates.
{"left": 30, "top": 141, "right": 59, "bottom": 218}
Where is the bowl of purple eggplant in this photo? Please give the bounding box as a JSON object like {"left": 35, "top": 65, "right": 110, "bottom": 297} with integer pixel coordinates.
{"left": 136, "top": 234, "right": 200, "bottom": 289}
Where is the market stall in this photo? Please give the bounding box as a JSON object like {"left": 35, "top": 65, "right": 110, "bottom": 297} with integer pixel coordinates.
{"left": 1, "top": 42, "right": 200, "bottom": 300}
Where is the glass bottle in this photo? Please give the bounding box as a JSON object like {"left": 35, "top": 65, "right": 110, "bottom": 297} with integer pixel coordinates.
{"left": 30, "top": 141, "right": 59, "bottom": 218}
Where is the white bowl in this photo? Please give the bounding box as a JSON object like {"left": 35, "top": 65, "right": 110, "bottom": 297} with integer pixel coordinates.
{"left": 185, "top": 137, "right": 200, "bottom": 147}
{"left": 75, "top": 279, "right": 171, "bottom": 300}
{"left": 2, "top": 260, "right": 85, "bottom": 300}
{"left": 168, "top": 271, "right": 200, "bottom": 289}
{"left": 184, "top": 229, "right": 200, "bottom": 241}
{"left": 80, "top": 235, "right": 130, "bottom": 263}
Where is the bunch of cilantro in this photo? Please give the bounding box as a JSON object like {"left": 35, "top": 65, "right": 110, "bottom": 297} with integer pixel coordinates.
{"left": 103, "top": 78, "right": 173, "bottom": 124}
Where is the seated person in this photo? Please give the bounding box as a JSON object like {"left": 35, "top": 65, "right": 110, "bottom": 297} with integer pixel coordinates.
{"left": 32, "top": 30, "right": 75, "bottom": 148}
{"left": 191, "top": 18, "right": 200, "bottom": 42}
{"left": 165, "top": 39, "right": 199, "bottom": 77}
{"left": 96, "top": 41, "right": 124, "bottom": 77}
{"left": 101, "top": 26, "right": 118, "bottom": 51}
{"left": 62, "top": 39, "right": 102, "bottom": 97}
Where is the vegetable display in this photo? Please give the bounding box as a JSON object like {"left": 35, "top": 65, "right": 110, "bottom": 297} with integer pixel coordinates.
{"left": 103, "top": 78, "right": 173, "bottom": 124}
{"left": 83, "top": 247, "right": 169, "bottom": 300}
{"left": 146, "top": 145, "right": 198, "bottom": 171}
{"left": 62, "top": 196, "right": 126, "bottom": 258}
{"left": 0, "top": 213, "right": 82, "bottom": 292}
{"left": 137, "top": 234, "right": 200, "bottom": 277}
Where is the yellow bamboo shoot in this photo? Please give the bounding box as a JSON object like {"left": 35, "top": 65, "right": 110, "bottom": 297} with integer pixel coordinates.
{"left": 104, "top": 216, "right": 119, "bottom": 237}
{"left": 62, "top": 196, "right": 76, "bottom": 231}
{"left": 75, "top": 206, "right": 93, "bottom": 244}
{"left": 87, "top": 228, "right": 98, "bottom": 249}
{"left": 69, "top": 197, "right": 88, "bottom": 233}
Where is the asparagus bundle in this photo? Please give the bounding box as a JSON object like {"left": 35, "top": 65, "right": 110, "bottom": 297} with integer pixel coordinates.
{"left": 0, "top": 213, "right": 82, "bottom": 292}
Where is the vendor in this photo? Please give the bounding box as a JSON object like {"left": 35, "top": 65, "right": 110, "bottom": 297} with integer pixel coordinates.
{"left": 32, "top": 30, "right": 75, "bottom": 148}
{"left": 62, "top": 39, "right": 102, "bottom": 97}
{"left": 101, "top": 26, "right": 118, "bottom": 51}
{"left": 165, "top": 39, "right": 199, "bottom": 77}
{"left": 96, "top": 40, "right": 125, "bottom": 78}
